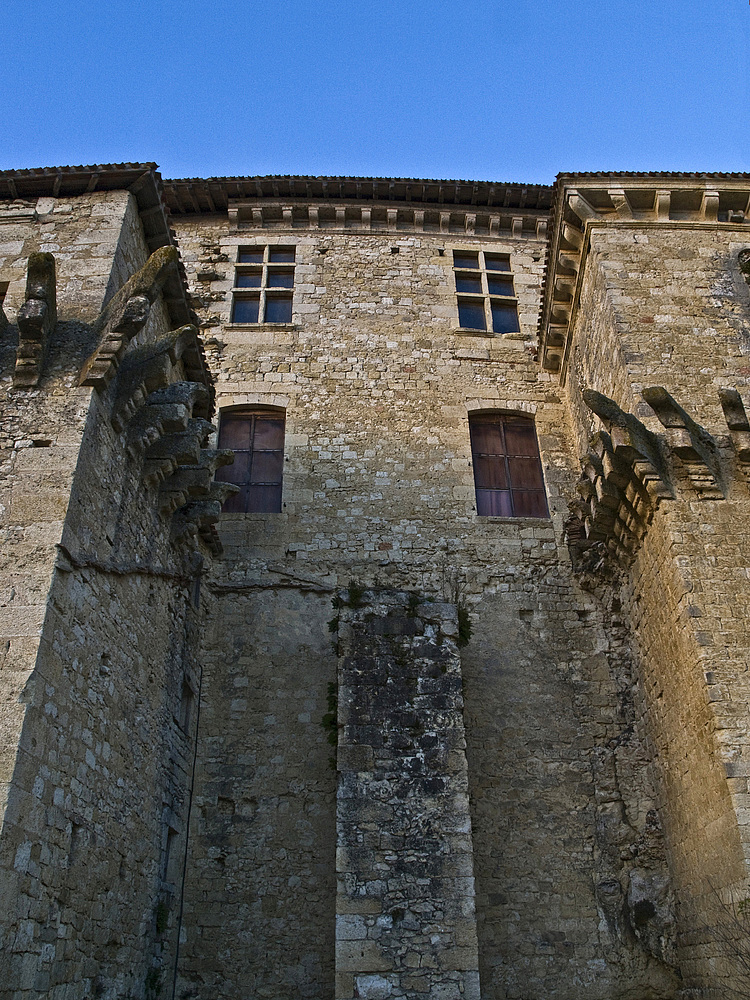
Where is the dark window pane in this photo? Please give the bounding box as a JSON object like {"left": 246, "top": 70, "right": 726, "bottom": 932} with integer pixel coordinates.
{"left": 470, "top": 419, "right": 505, "bottom": 456}
{"left": 267, "top": 269, "right": 294, "bottom": 288}
{"left": 236, "top": 270, "right": 262, "bottom": 288}
{"left": 453, "top": 252, "right": 479, "bottom": 269}
{"left": 250, "top": 450, "right": 284, "bottom": 484}
{"left": 504, "top": 421, "right": 538, "bottom": 456}
{"left": 232, "top": 296, "right": 260, "bottom": 323}
{"left": 458, "top": 299, "right": 486, "bottom": 330}
{"left": 473, "top": 455, "right": 508, "bottom": 490}
{"left": 264, "top": 295, "right": 292, "bottom": 323}
{"left": 269, "top": 247, "right": 295, "bottom": 262}
{"left": 238, "top": 249, "right": 263, "bottom": 263}
{"left": 253, "top": 417, "right": 285, "bottom": 449}
{"left": 216, "top": 451, "right": 251, "bottom": 486}
{"left": 491, "top": 301, "right": 520, "bottom": 334}
{"left": 487, "top": 276, "right": 514, "bottom": 296}
{"left": 455, "top": 273, "right": 482, "bottom": 293}
{"left": 247, "top": 484, "right": 282, "bottom": 513}
{"left": 485, "top": 254, "right": 511, "bottom": 271}
{"left": 512, "top": 490, "right": 549, "bottom": 518}
{"left": 476, "top": 489, "right": 513, "bottom": 516}
{"left": 508, "top": 456, "right": 545, "bottom": 490}
{"left": 218, "top": 417, "right": 252, "bottom": 451}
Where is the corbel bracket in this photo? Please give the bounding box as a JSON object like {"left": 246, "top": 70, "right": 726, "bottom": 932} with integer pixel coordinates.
{"left": 80, "top": 245, "right": 181, "bottom": 389}
{"left": 642, "top": 387, "right": 723, "bottom": 497}
{"left": 575, "top": 390, "right": 673, "bottom": 564}
{"left": 718, "top": 388, "right": 750, "bottom": 471}
{"left": 13, "top": 252, "right": 57, "bottom": 388}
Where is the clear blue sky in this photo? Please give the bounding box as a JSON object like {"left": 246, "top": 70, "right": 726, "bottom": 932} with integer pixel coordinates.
{"left": 2, "top": 0, "right": 748, "bottom": 184}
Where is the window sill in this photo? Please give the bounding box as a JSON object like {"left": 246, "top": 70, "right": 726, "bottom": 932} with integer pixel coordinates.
{"left": 219, "top": 511, "right": 286, "bottom": 518}
{"left": 473, "top": 515, "right": 553, "bottom": 524}
{"left": 453, "top": 328, "right": 526, "bottom": 339}
{"left": 226, "top": 322, "right": 297, "bottom": 331}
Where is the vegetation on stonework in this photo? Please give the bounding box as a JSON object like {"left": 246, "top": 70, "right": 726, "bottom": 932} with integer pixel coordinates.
{"left": 321, "top": 680, "right": 339, "bottom": 771}
{"left": 346, "top": 580, "right": 365, "bottom": 608}
{"left": 440, "top": 565, "right": 472, "bottom": 648}
{"left": 154, "top": 900, "right": 169, "bottom": 935}
{"left": 144, "top": 967, "right": 163, "bottom": 999}
{"left": 457, "top": 603, "right": 472, "bottom": 647}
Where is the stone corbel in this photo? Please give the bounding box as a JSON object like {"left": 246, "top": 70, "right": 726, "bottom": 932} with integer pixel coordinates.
{"left": 157, "top": 442, "right": 230, "bottom": 514}
{"left": 110, "top": 326, "right": 211, "bottom": 432}
{"left": 738, "top": 248, "right": 750, "bottom": 286}
{"left": 641, "top": 387, "right": 723, "bottom": 497}
{"left": 575, "top": 390, "right": 673, "bottom": 564}
{"left": 608, "top": 188, "right": 634, "bottom": 220}
{"left": 80, "top": 245, "right": 181, "bottom": 389}
{"left": 126, "top": 400, "right": 192, "bottom": 457}
{"left": 582, "top": 389, "right": 672, "bottom": 504}
{"left": 13, "top": 252, "right": 57, "bottom": 388}
{"left": 578, "top": 432, "right": 649, "bottom": 561}
{"left": 718, "top": 388, "right": 750, "bottom": 469}
{"left": 171, "top": 479, "right": 239, "bottom": 555}
{"left": 143, "top": 413, "right": 214, "bottom": 487}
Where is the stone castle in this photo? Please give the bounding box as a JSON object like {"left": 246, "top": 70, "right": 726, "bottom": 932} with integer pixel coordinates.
{"left": 1, "top": 163, "right": 750, "bottom": 1000}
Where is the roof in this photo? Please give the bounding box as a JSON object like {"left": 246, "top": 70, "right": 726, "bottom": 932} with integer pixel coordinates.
{"left": 161, "top": 175, "right": 554, "bottom": 216}
{"left": 0, "top": 163, "right": 173, "bottom": 253}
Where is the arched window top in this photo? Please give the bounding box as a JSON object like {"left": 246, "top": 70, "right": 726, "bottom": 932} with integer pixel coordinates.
{"left": 215, "top": 407, "right": 285, "bottom": 513}
{"left": 469, "top": 411, "right": 548, "bottom": 518}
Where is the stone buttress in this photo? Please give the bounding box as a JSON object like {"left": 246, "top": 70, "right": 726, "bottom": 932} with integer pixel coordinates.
{"left": 334, "top": 590, "right": 480, "bottom": 1000}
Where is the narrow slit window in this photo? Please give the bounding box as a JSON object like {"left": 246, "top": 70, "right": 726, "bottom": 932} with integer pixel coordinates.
{"left": 469, "top": 412, "right": 548, "bottom": 518}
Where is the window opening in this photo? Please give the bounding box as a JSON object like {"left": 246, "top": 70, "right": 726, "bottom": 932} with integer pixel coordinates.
{"left": 231, "top": 246, "right": 295, "bottom": 324}
{"left": 215, "top": 407, "right": 285, "bottom": 513}
{"left": 454, "top": 249, "right": 520, "bottom": 334}
{"left": 469, "top": 412, "right": 548, "bottom": 518}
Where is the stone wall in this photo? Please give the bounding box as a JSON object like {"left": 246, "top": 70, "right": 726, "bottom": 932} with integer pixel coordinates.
{"left": 171, "top": 217, "right": 680, "bottom": 999}
{"left": 175, "top": 584, "right": 337, "bottom": 1000}
{"left": 1, "top": 191, "right": 147, "bottom": 826}
{"left": 0, "top": 190, "right": 218, "bottom": 1000}
{"left": 565, "top": 220, "right": 750, "bottom": 993}
{"left": 5, "top": 171, "right": 750, "bottom": 1000}
{"left": 334, "top": 589, "right": 480, "bottom": 1000}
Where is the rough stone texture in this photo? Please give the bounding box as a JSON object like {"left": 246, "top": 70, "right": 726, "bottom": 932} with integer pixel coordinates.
{"left": 169, "top": 216, "right": 679, "bottom": 999}
{"left": 334, "top": 590, "right": 480, "bottom": 1000}
{"left": 1, "top": 186, "right": 218, "bottom": 999}
{"left": 175, "top": 585, "right": 337, "bottom": 1000}
{"left": 562, "top": 220, "right": 750, "bottom": 994}
{"left": 3, "top": 166, "right": 750, "bottom": 1000}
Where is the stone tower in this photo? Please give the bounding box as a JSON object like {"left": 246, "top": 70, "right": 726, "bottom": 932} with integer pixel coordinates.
{"left": 2, "top": 164, "right": 750, "bottom": 1000}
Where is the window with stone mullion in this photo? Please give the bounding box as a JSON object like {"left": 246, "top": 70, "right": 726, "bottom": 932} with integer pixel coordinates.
{"left": 232, "top": 246, "right": 294, "bottom": 324}
{"left": 454, "top": 249, "right": 519, "bottom": 334}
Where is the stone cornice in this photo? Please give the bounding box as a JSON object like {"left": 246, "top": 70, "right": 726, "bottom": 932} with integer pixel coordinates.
{"left": 538, "top": 174, "right": 750, "bottom": 378}
{"left": 226, "top": 199, "right": 549, "bottom": 239}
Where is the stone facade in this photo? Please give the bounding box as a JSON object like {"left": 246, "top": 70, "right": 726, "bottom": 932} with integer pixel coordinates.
{"left": 1, "top": 165, "right": 750, "bottom": 999}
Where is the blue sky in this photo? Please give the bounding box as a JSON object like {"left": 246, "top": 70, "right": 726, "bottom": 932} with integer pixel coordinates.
{"left": 2, "top": 0, "right": 748, "bottom": 184}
